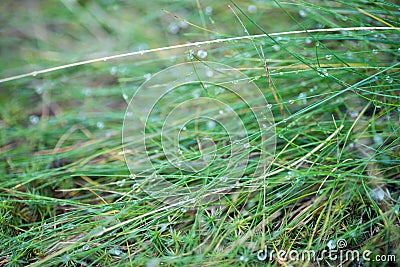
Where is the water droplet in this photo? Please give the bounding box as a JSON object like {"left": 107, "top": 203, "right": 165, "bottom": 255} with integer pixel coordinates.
{"left": 243, "top": 143, "right": 250, "bottom": 148}
{"left": 116, "top": 179, "right": 126, "bottom": 187}
{"left": 384, "top": 75, "right": 393, "bottom": 83}
{"left": 262, "top": 124, "right": 267, "bottom": 128}
{"left": 126, "top": 111, "right": 133, "bottom": 117}
{"left": 267, "top": 104, "right": 272, "bottom": 109}
{"left": 109, "top": 248, "right": 122, "bottom": 256}
{"left": 372, "top": 49, "right": 378, "bottom": 54}
{"left": 289, "top": 99, "right": 295, "bottom": 104}
{"left": 219, "top": 110, "right": 224, "bottom": 114}
{"left": 181, "top": 208, "right": 187, "bottom": 213}
{"left": 349, "top": 111, "right": 358, "bottom": 118}
{"left": 103, "top": 58, "right": 107, "bottom": 62}
{"left": 182, "top": 126, "right": 187, "bottom": 131}
{"left": 32, "top": 71, "right": 38, "bottom": 77}
{"left": 327, "top": 240, "right": 336, "bottom": 250}
{"left": 272, "top": 44, "right": 280, "bottom": 51}
{"left": 206, "top": 70, "right": 213, "bottom": 77}
{"left": 167, "top": 23, "right": 179, "bottom": 35}
{"left": 325, "top": 54, "right": 333, "bottom": 60}
{"left": 205, "top": 6, "right": 213, "bottom": 15}
{"left": 317, "top": 68, "right": 328, "bottom": 77}
{"left": 298, "top": 92, "right": 307, "bottom": 104}
{"left": 29, "top": 115, "right": 39, "bottom": 124}
{"left": 197, "top": 50, "right": 208, "bottom": 59}
{"left": 305, "top": 37, "right": 312, "bottom": 44}
{"left": 220, "top": 176, "right": 228, "bottom": 182}
{"left": 239, "top": 255, "right": 248, "bottom": 262}
{"left": 179, "top": 21, "right": 188, "bottom": 29}
{"left": 248, "top": 5, "right": 257, "bottom": 13}
{"left": 298, "top": 10, "right": 307, "bottom": 17}
{"left": 129, "top": 174, "right": 136, "bottom": 179}
{"left": 35, "top": 86, "right": 43, "bottom": 95}
{"left": 83, "top": 88, "right": 91, "bottom": 96}
{"left": 144, "top": 73, "right": 152, "bottom": 81}
{"left": 207, "top": 120, "right": 216, "bottom": 129}
{"left": 110, "top": 66, "right": 117, "bottom": 75}
{"left": 96, "top": 121, "right": 104, "bottom": 129}
{"left": 187, "top": 49, "right": 194, "bottom": 60}
{"left": 83, "top": 245, "right": 90, "bottom": 251}
{"left": 370, "top": 187, "right": 385, "bottom": 201}
{"left": 373, "top": 134, "right": 383, "bottom": 145}
{"left": 316, "top": 42, "right": 320, "bottom": 47}
{"left": 122, "top": 93, "right": 128, "bottom": 100}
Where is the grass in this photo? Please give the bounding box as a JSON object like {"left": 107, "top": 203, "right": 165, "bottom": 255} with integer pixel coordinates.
{"left": 1, "top": 0, "right": 399, "bottom": 266}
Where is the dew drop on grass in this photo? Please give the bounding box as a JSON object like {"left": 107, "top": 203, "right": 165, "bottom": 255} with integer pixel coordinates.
{"left": 83, "top": 88, "right": 91, "bottom": 96}
{"left": 207, "top": 120, "right": 216, "bottom": 129}
{"left": 110, "top": 66, "right": 117, "bottom": 75}
{"left": 109, "top": 248, "right": 122, "bottom": 256}
{"left": 317, "top": 68, "right": 328, "bottom": 77}
{"left": 116, "top": 179, "right": 126, "bottom": 187}
{"left": 298, "top": 10, "right": 307, "bottom": 17}
{"left": 83, "top": 245, "right": 90, "bottom": 251}
{"left": 35, "top": 86, "right": 43, "bottom": 95}
{"left": 349, "top": 111, "right": 358, "bottom": 118}
{"left": 219, "top": 110, "right": 224, "bottom": 114}
{"left": 197, "top": 49, "right": 208, "bottom": 59}
{"left": 243, "top": 143, "right": 250, "bottom": 149}
{"left": 298, "top": 92, "right": 307, "bottom": 104}
{"left": 305, "top": 37, "right": 312, "bottom": 44}
{"left": 373, "top": 134, "right": 383, "bottom": 146}
{"left": 384, "top": 75, "right": 393, "bottom": 83}
{"left": 325, "top": 54, "right": 332, "bottom": 60}
{"left": 220, "top": 176, "right": 228, "bottom": 182}
{"left": 187, "top": 50, "right": 194, "bottom": 60}
{"left": 129, "top": 174, "right": 136, "bottom": 179}
{"left": 179, "top": 21, "right": 188, "bottom": 29}
{"left": 205, "top": 6, "right": 213, "bottom": 15}
{"left": 327, "top": 240, "right": 336, "bottom": 250}
{"left": 122, "top": 93, "right": 128, "bottom": 100}
{"left": 96, "top": 121, "right": 104, "bottom": 129}
{"left": 289, "top": 99, "right": 295, "bottom": 104}
{"left": 206, "top": 70, "right": 213, "bottom": 77}
{"left": 372, "top": 49, "right": 378, "bottom": 54}
{"left": 167, "top": 23, "right": 179, "bottom": 35}
{"left": 144, "top": 73, "right": 152, "bottom": 81}
{"left": 248, "top": 5, "right": 257, "bottom": 13}
{"left": 267, "top": 104, "right": 272, "bottom": 109}
{"left": 181, "top": 208, "right": 187, "bottom": 213}
{"left": 370, "top": 187, "right": 385, "bottom": 201}
{"left": 239, "top": 255, "right": 248, "bottom": 262}
{"left": 29, "top": 115, "right": 39, "bottom": 124}
{"left": 272, "top": 44, "right": 280, "bottom": 51}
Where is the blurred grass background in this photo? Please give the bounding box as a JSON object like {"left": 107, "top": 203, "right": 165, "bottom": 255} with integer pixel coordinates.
{"left": 1, "top": 0, "right": 399, "bottom": 266}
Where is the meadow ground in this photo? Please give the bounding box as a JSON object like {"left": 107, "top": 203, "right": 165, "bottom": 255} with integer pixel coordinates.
{"left": 0, "top": 1, "right": 399, "bottom": 266}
